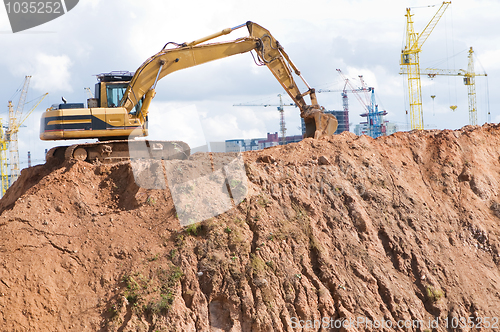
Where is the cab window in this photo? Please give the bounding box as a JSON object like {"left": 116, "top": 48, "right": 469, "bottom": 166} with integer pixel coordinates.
{"left": 106, "top": 84, "right": 127, "bottom": 108}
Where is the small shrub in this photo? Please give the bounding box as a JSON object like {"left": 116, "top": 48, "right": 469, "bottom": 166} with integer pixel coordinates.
{"left": 142, "top": 265, "right": 184, "bottom": 315}
{"left": 250, "top": 253, "right": 266, "bottom": 274}
{"left": 147, "top": 292, "right": 175, "bottom": 314}
{"left": 122, "top": 275, "right": 140, "bottom": 304}
{"left": 158, "top": 265, "right": 183, "bottom": 288}
{"left": 185, "top": 223, "right": 201, "bottom": 236}
{"left": 147, "top": 254, "right": 159, "bottom": 262}
{"left": 234, "top": 217, "right": 245, "bottom": 226}
{"left": 229, "top": 229, "right": 244, "bottom": 244}
{"left": 170, "top": 266, "right": 183, "bottom": 283}
{"left": 425, "top": 286, "right": 444, "bottom": 302}
{"left": 109, "top": 304, "right": 119, "bottom": 317}
{"left": 257, "top": 196, "right": 271, "bottom": 207}
{"left": 229, "top": 179, "right": 242, "bottom": 188}
{"left": 175, "top": 234, "right": 185, "bottom": 247}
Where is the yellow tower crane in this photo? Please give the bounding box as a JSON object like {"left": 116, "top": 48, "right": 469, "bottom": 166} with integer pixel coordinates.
{"left": 421, "top": 47, "right": 487, "bottom": 125}
{"left": 400, "top": 1, "right": 451, "bottom": 130}
{"left": 7, "top": 76, "right": 31, "bottom": 185}
{"left": 7, "top": 76, "right": 48, "bottom": 186}
{"left": 0, "top": 119, "right": 8, "bottom": 197}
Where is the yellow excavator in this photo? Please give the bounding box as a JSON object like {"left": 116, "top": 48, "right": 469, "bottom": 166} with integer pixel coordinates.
{"left": 41, "top": 21, "right": 337, "bottom": 163}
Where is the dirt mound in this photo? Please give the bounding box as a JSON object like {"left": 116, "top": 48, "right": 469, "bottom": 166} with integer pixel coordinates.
{"left": 2, "top": 124, "right": 500, "bottom": 331}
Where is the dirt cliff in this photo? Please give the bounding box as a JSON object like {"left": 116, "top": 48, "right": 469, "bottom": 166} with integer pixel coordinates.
{"left": 2, "top": 124, "right": 500, "bottom": 331}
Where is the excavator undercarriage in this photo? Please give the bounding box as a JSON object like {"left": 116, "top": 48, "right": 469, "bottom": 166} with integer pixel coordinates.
{"left": 46, "top": 140, "right": 190, "bottom": 164}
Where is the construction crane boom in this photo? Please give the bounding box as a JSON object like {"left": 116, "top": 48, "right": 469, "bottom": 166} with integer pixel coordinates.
{"left": 410, "top": 2, "right": 451, "bottom": 52}
{"left": 421, "top": 47, "right": 487, "bottom": 125}
{"left": 17, "top": 93, "right": 48, "bottom": 129}
{"left": 400, "top": 1, "right": 450, "bottom": 130}
{"left": 422, "top": 68, "right": 467, "bottom": 76}
{"left": 336, "top": 69, "right": 371, "bottom": 113}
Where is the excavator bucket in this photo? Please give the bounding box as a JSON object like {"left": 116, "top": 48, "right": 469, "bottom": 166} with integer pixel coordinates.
{"left": 303, "top": 112, "right": 338, "bottom": 139}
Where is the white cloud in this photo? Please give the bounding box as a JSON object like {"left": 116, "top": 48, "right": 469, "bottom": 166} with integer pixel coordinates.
{"left": 0, "top": 3, "right": 9, "bottom": 31}
{"left": 79, "top": 0, "right": 102, "bottom": 10}
{"left": 200, "top": 110, "right": 267, "bottom": 142}
{"left": 146, "top": 102, "right": 207, "bottom": 148}
{"left": 477, "top": 49, "right": 500, "bottom": 71}
{"left": 31, "top": 53, "right": 73, "bottom": 92}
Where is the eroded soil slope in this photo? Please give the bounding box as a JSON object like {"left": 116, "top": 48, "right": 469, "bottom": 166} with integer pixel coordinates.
{"left": 2, "top": 124, "right": 500, "bottom": 331}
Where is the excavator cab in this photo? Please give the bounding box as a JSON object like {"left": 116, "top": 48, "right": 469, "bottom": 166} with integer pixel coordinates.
{"left": 40, "top": 71, "right": 146, "bottom": 141}
{"left": 93, "top": 71, "right": 134, "bottom": 108}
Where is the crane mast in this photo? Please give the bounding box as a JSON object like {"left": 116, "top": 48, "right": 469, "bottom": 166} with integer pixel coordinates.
{"left": 465, "top": 47, "right": 478, "bottom": 125}
{"left": 0, "top": 119, "right": 7, "bottom": 197}
{"left": 400, "top": 1, "right": 450, "bottom": 130}
{"left": 277, "top": 94, "right": 287, "bottom": 145}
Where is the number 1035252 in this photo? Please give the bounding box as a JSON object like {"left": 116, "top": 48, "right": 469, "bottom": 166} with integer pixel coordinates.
{"left": 443, "top": 316, "right": 499, "bottom": 329}
{"left": 5, "top": 2, "right": 62, "bottom": 14}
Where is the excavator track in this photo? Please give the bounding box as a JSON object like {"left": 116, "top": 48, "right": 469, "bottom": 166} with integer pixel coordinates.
{"left": 46, "top": 140, "right": 190, "bottom": 164}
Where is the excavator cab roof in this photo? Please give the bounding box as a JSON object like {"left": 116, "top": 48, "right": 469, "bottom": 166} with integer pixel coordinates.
{"left": 96, "top": 71, "right": 135, "bottom": 83}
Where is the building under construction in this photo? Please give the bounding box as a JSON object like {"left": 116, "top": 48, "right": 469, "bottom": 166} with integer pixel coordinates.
{"left": 301, "top": 110, "right": 349, "bottom": 136}
{"left": 328, "top": 110, "right": 349, "bottom": 134}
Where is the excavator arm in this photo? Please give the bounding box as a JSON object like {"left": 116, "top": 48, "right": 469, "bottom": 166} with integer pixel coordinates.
{"left": 120, "top": 21, "right": 337, "bottom": 139}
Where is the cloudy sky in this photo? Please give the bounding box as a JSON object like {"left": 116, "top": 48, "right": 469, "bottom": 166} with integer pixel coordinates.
{"left": 0, "top": 0, "right": 498, "bottom": 168}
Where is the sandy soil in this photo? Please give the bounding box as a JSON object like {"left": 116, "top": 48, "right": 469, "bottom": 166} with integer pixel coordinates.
{"left": 2, "top": 124, "right": 500, "bottom": 331}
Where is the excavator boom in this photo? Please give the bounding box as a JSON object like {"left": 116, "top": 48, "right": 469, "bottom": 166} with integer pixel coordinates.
{"left": 121, "top": 21, "right": 337, "bottom": 139}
